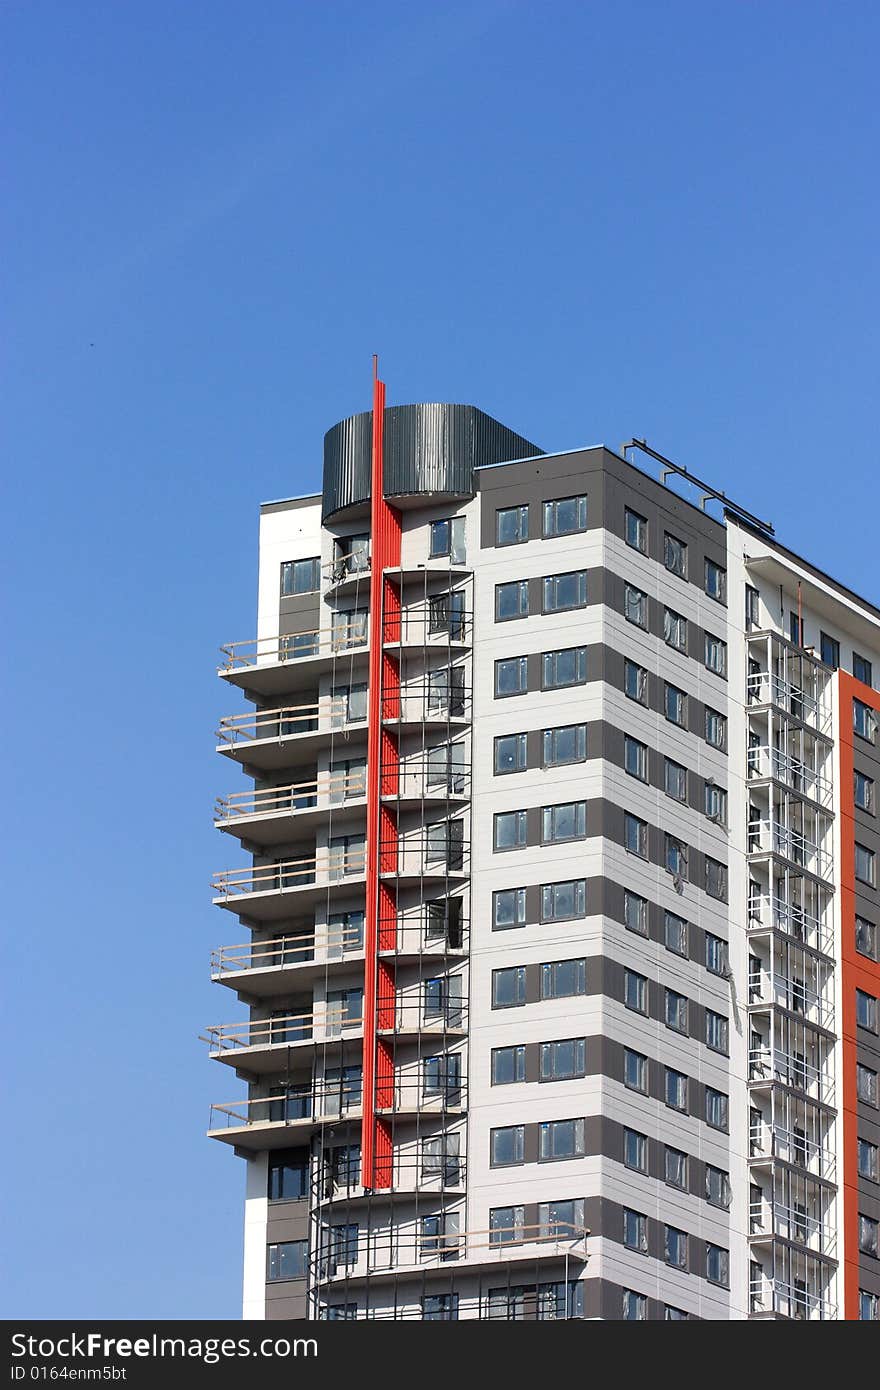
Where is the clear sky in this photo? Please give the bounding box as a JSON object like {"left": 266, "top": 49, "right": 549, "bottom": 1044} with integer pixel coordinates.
{"left": 2, "top": 0, "right": 878, "bottom": 1318}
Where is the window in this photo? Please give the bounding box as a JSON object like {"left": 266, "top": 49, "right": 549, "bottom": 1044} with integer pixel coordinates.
{"left": 665, "top": 989, "right": 688, "bottom": 1034}
{"left": 665, "top": 835, "right": 688, "bottom": 881}
{"left": 426, "top": 742, "right": 466, "bottom": 792}
{"left": 489, "top": 1205, "right": 525, "bottom": 1246}
{"left": 267, "top": 1240, "right": 307, "bottom": 1281}
{"left": 495, "top": 733, "right": 527, "bottom": 774}
{"left": 706, "top": 1010, "right": 729, "bottom": 1054}
{"left": 428, "top": 664, "right": 466, "bottom": 715}
{"left": 542, "top": 645, "right": 587, "bottom": 689}
{"left": 665, "top": 1226, "right": 688, "bottom": 1270}
{"left": 497, "top": 504, "right": 529, "bottom": 546}
{"left": 664, "top": 912, "right": 688, "bottom": 957}
{"left": 663, "top": 607, "right": 688, "bottom": 652}
{"left": 331, "top": 608, "right": 368, "bottom": 651}
{"left": 268, "top": 1153, "right": 309, "bottom": 1201}
{"left": 543, "top": 494, "right": 587, "bottom": 537}
{"left": 542, "top": 801, "right": 586, "bottom": 844}
{"left": 857, "top": 917, "right": 878, "bottom": 960}
{"left": 704, "top": 632, "right": 727, "bottom": 677}
{"left": 539, "top": 1117, "right": 585, "bottom": 1161}
{"left": 622, "top": 1290, "right": 647, "bottom": 1321}
{"left": 625, "top": 969, "right": 648, "bottom": 1014}
{"left": 665, "top": 1307, "right": 690, "bottom": 1321}
{"left": 321, "top": 1304, "right": 357, "bottom": 1321}
{"left": 625, "top": 508, "right": 648, "bottom": 553}
{"left": 858, "top": 1064, "right": 878, "bottom": 1106}
{"left": 423, "top": 1053, "right": 461, "bottom": 1099}
{"left": 706, "top": 857, "right": 728, "bottom": 901}
{"left": 495, "top": 655, "right": 528, "bottom": 698}
{"left": 422, "top": 1294, "right": 458, "bottom": 1321}
{"left": 665, "top": 1068, "right": 688, "bottom": 1112}
{"left": 540, "top": 1037, "right": 586, "bottom": 1082}
{"left": 855, "top": 842, "right": 876, "bottom": 886}
{"left": 705, "top": 933, "right": 728, "bottom": 976}
{"left": 543, "top": 723, "right": 587, "bottom": 766}
{"left": 861, "top": 1290, "right": 880, "bottom": 1320}
{"left": 706, "top": 1244, "right": 729, "bottom": 1288}
{"left": 820, "top": 632, "right": 840, "bottom": 669}
{"left": 279, "top": 629, "right": 319, "bottom": 660}
{"left": 706, "top": 1165, "right": 731, "bottom": 1209}
{"left": 625, "top": 1048, "right": 648, "bottom": 1093}
{"left": 625, "top": 813, "right": 648, "bottom": 858}
{"left": 495, "top": 579, "right": 529, "bottom": 621}
{"left": 421, "top": 1132, "right": 460, "bottom": 1183}
{"left": 492, "top": 1045, "right": 525, "bottom": 1086}
{"left": 623, "top": 1208, "right": 647, "bottom": 1253}
{"left": 854, "top": 653, "right": 873, "bottom": 686}
{"left": 494, "top": 810, "right": 527, "bottom": 851}
{"left": 331, "top": 681, "right": 368, "bottom": 727}
{"left": 543, "top": 570, "right": 587, "bottom": 613}
{"left": 492, "top": 966, "right": 526, "bottom": 1009}
{"left": 541, "top": 879, "right": 586, "bottom": 922}
{"left": 705, "top": 706, "right": 726, "bottom": 748}
{"left": 664, "top": 533, "right": 687, "bottom": 578}
{"left": 705, "top": 559, "right": 727, "bottom": 603}
{"left": 624, "top": 658, "right": 648, "bottom": 704}
{"left": 280, "top": 557, "right": 320, "bottom": 595}
{"left": 857, "top": 1139, "right": 878, "bottom": 1181}
{"left": 745, "top": 583, "right": 760, "bottom": 630}
{"left": 493, "top": 887, "right": 526, "bottom": 930}
{"left": 857, "top": 989, "right": 878, "bottom": 1032}
{"left": 790, "top": 611, "right": 803, "bottom": 645}
{"left": 430, "top": 516, "right": 465, "bottom": 562}
{"left": 854, "top": 699, "right": 877, "bottom": 742}
{"left": 541, "top": 958, "right": 587, "bottom": 999}
{"left": 705, "top": 782, "right": 727, "bottom": 822}
{"left": 491, "top": 1125, "right": 524, "bottom": 1167}
{"left": 706, "top": 1087, "right": 729, "bottom": 1131}
{"left": 665, "top": 682, "right": 688, "bottom": 726}
{"left": 625, "top": 736, "right": 648, "bottom": 781}
{"left": 665, "top": 1147, "right": 688, "bottom": 1191}
{"left": 426, "top": 819, "right": 464, "bottom": 869}
{"left": 624, "top": 1128, "right": 648, "bottom": 1173}
{"left": 429, "top": 590, "right": 466, "bottom": 639}
{"left": 859, "top": 1215, "right": 878, "bottom": 1257}
{"left": 624, "top": 584, "right": 648, "bottom": 629}
{"left": 664, "top": 758, "right": 687, "bottom": 802}
{"left": 538, "top": 1198, "right": 585, "bottom": 1239}
{"left": 625, "top": 891, "right": 648, "bottom": 936}
{"left": 855, "top": 770, "right": 875, "bottom": 812}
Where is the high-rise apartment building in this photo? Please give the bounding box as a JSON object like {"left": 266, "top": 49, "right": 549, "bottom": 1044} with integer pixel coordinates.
{"left": 207, "top": 383, "right": 880, "bottom": 1321}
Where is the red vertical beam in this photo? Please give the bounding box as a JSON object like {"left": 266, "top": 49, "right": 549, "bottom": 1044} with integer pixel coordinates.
{"left": 838, "top": 671, "right": 880, "bottom": 1318}
{"left": 361, "top": 372, "right": 400, "bottom": 1189}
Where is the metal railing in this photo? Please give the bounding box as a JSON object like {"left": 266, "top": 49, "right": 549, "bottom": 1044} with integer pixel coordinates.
{"left": 747, "top": 974, "right": 834, "bottom": 1030}
{"left": 324, "top": 552, "right": 371, "bottom": 586}
{"left": 749, "top": 1275, "right": 837, "bottom": 1321}
{"left": 380, "top": 834, "right": 470, "bottom": 878}
{"left": 747, "top": 817, "right": 833, "bottom": 880}
{"left": 213, "top": 848, "right": 367, "bottom": 900}
{"left": 746, "top": 671, "right": 831, "bottom": 735}
{"left": 312, "top": 1154, "right": 468, "bottom": 1203}
{"left": 747, "top": 892, "right": 834, "bottom": 956}
{"left": 219, "top": 625, "right": 368, "bottom": 672}
{"left": 746, "top": 745, "right": 833, "bottom": 807}
{"left": 748, "top": 1046, "right": 835, "bottom": 1105}
{"left": 209, "top": 1082, "right": 363, "bottom": 1132}
{"left": 312, "top": 1222, "right": 588, "bottom": 1283}
{"left": 381, "top": 760, "right": 472, "bottom": 800}
{"left": 205, "top": 1005, "right": 364, "bottom": 1053}
{"left": 212, "top": 925, "right": 365, "bottom": 976}
{"left": 382, "top": 602, "right": 473, "bottom": 647}
{"left": 749, "top": 1199, "right": 837, "bottom": 1254}
{"left": 381, "top": 682, "right": 471, "bottom": 724}
{"left": 748, "top": 1120, "right": 836, "bottom": 1181}
{"left": 215, "top": 770, "right": 367, "bottom": 824}
{"left": 216, "top": 696, "right": 358, "bottom": 746}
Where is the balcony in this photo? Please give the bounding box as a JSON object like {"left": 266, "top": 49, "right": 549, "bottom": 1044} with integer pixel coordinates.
{"left": 216, "top": 696, "right": 365, "bottom": 770}
{"left": 380, "top": 833, "right": 470, "bottom": 885}
{"left": 381, "top": 759, "right": 471, "bottom": 808}
{"left": 749, "top": 1120, "right": 836, "bottom": 1182}
{"left": 212, "top": 848, "right": 366, "bottom": 920}
{"left": 746, "top": 745, "right": 833, "bottom": 809}
{"left": 378, "top": 908, "right": 468, "bottom": 962}
{"left": 746, "top": 670, "right": 832, "bottom": 737}
{"left": 749, "top": 1198, "right": 837, "bottom": 1257}
{"left": 747, "top": 893, "right": 834, "bottom": 957}
{"left": 749, "top": 1275, "right": 837, "bottom": 1321}
{"left": 747, "top": 1046, "right": 835, "bottom": 1107}
{"left": 323, "top": 549, "right": 371, "bottom": 595}
{"left": 205, "top": 1004, "right": 365, "bottom": 1072}
{"left": 747, "top": 817, "right": 833, "bottom": 881}
{"left": 208, "top": 1079, "right": 364, "bottom": 1151}
{"left": 381, "top": 679, "right": 471, "bottom": 730}
{"left": 747, "top": 974, "right": 834, "bottom": 1031}
{"left": 215, "top": 771, "right": 367, "bottom": 846}
{"left": 212, "top": 925, "right": 365, "bottom": 996}
{"left": 379, "top": 994, "right": 468, "bottom": 1041}
{"left": 382, "top": 600, "right": 472, "bottom": 652}
{"left": 218, "top": 626, "right": 368, "bottom": 697}
{"left": 313, "top": 1153, "right": 468, "bottom": 1205}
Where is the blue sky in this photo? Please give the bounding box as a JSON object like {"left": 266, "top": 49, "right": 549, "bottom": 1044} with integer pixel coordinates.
{"left": 2, "top": 0, "right": 878, "bottom": 1318}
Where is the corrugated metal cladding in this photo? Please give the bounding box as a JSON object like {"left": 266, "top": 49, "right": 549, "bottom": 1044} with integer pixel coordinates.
{"left": 322, "top": 402, "right": 542, "bottom": 521}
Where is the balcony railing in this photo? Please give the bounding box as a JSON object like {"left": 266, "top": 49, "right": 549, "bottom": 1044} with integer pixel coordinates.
{"left": 748, "top": 1046, "right": 835, "bottom": 1105}
{"left": 749, "top": 1275, "right": 837, "bottom": 1321}
{"left": 205, "top": 1004, "right": 364, "bottom": 1054}
{"left": 216, "top": 696, "right": 357, "bottom": 747}
{"left": 747, "top": 892, "right": 834, "bottom": 956}
{"left": 381, "top": 681, "right": 471, "bottom": 724}
{"left": 749, "top": 1199, "right": 837, "bottom": 1255}
{"left": 209, "top": 1080, "right": 364, "bottom": 1132}
{"left": 747, "top": 745, "right": 833, "bottom": 807}
{"left": 219, "top": 624, "right": 368, "bottom": 673}
{"left": 215, "top": 770, "right": 367, "bottom": 825}
{"left": 312, "top": 1222, "right": 588, "bottom": 1283}
{"left": 746, "top": 671, "right": 831, "bottom": 735}
{"left": 212, "top": 924, "right": 365, "bottom": 977}
{"left": 747, "top": 817, "right": 833, "bottom": 880}
{"left": 313, "top": 1153, "right": 468, "bottom": 1203}
{"left": 747, "top": 974, "right": 834, "bottom": 1030}
{"left": 324, "top": 551, "right": 371, "bottom": 587}
{"left": 749, "top": 1120, "right": 836, "bottom": 1182}
{"left": 382, "top": 602, "right": 472, "bottom": 648}
{"left": 213, "top": 848, "right": 366, "bottom": 901}
{"left": 381, "top": 760, "right": 471, "bottom": 801}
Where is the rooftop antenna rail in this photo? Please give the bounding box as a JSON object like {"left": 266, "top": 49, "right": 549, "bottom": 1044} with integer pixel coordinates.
{"left": 620, "top": 437, "right": 775, "bottom": 536}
